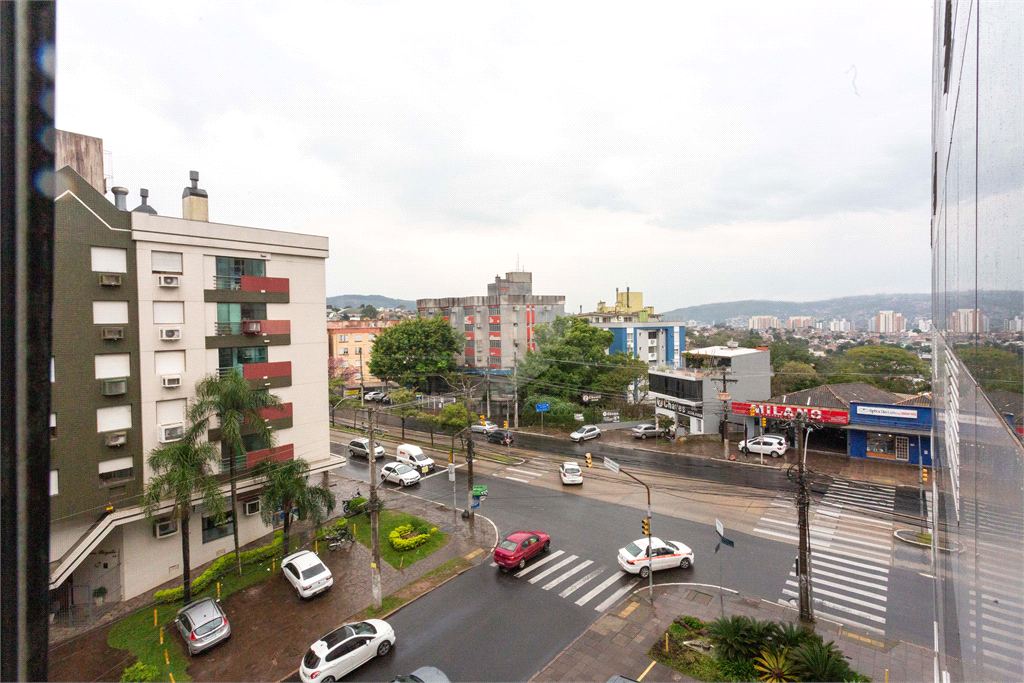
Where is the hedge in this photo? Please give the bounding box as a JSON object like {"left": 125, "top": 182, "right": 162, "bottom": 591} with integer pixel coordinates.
{"left": 153, "top": 530, "right": 284, "bottom": 603}
{"left": 120, "top": 663, "right": 160, "bottom": 683}
{"left": 388, "top": 523, "right": 436, "bottom": 551}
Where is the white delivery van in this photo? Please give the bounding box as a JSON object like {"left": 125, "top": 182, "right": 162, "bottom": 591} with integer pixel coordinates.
{"left": 396, "top": 444, "right": 435, "bottom": 474}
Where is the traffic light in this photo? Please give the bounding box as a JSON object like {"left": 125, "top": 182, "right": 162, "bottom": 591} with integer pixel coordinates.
{"left": 585, "top": 453, "right": 592, "bottom": 468}
{"left": 504, "top": 420, "right": 508, "bottom": 429}
{"left": 479, "top": 415, "right": 485, "bottom": 425}
{"left": 761, "top": 417, "right": 767, "bottom": 427}
{"left": 642, "top": 518, "right": 650, "bottom": 536}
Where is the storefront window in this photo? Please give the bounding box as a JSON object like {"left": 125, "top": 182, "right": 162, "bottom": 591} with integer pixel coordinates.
{"left": 866, "top": 432, "right": 896, "bottom": 456}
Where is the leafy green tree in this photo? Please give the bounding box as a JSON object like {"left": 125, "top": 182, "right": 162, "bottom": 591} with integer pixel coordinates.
{"left": 369, "top": 316, "right": 462, "bottom": 389}
{"left": 255, "top": 457, "right": 336, "bottom": 555}
{"left": 190, "top": 372, "right": 282, "bottom": 576}
{"left": 519, "top": 317, "right": 647, "bottom": 403}
{"left": 768, "top": 340, "right": 813, "bottom": 370}
{"left": 361, "top": 304, "right": 379, "bottom": 320}
{"left": 388, "top": 388, "right": 419, "bottom": 438}
{"left": 828, "top": 345, "right": 929, "bottom": 392}
{"left": 435, "top": 402, "right": 470, "bottom": 452}
{"left": 142, "top": 425, "right": 226, "bottom": 603}
{"left": 772, "top": 361, "right": 822, "bottom": 396}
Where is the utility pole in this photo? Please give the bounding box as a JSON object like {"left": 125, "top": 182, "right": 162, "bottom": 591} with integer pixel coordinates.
{"left": 485, "top": 367, "right": 491, "bottom": 418}
{"left": 463, "top": 382, "right": 475, "bottom": 523}
{"left": 795, "top": 419, "right": 814, "bottom": 623}
{"left": 366, "top": 408, "right": 383, "bottom": 611}
{"left": 712, "top": 367, "right": 739, "bottom": 460}
{"left": 513, "top": 346, "right": 519, "bottom": 429}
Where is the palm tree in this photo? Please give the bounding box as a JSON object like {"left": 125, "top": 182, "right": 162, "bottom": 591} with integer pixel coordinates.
{"left": 190, "top": 371, "right": 282, "bottom": 576}
{"left": 142, "top": 425, "right": 226, "bottom": 603}
{"left": 254, "top": 457, "right": 336, "bottom": 555}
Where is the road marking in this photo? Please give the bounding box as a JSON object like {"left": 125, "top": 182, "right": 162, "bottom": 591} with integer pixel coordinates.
{"left": 636, "top": 660, "right": 657, "bottom": 682}
{"left": 619, "top": 602, "right": 639, "bottom": 618}
{"left": 595, "top": 578, "right": 641, "bottom": 612}
{"left": 576, "top": 573, "right": 625, "bottom": 606}
{"left": 559, "top": 567, "right": 606, "bottom": 598}
{"left": 419, "top": 463, "right": 464, "bottom": 481}
{"left": 489, "top": 562, "right": 497, "bottom": 567}
{"left": 507, "top": 467, "right": 546, "bottom": 477}
{"left": 784, "top": 582, "right": 886, "bottom": 612}
{"left": 464, "top": 548, "right": 484, "bottom": 560}
{"left": 513, "top": 550, "right": 564, "bottom": 577}
{"left": 542, "top": 560, "right": 593, "bottom": 590}
{"left": 844, "top": 632, "right": 886, "bottom": 648}
{"left": 528, "top": 555, "right": 579, "bottom": 584}
{"left": 787, "top": 573, "right": 887, "bottom": 601}
{"left": 505, "top": 476, "right": 532, "bottom": 483}
{"left": 799, "top": 566, "right": 888, "bottom": 591}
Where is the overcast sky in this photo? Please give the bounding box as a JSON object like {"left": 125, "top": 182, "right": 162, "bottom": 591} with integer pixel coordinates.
{"left": 56, "top": 1, "right": 933, "bottom": 312}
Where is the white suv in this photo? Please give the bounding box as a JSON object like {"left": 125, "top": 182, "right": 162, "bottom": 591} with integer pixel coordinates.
{"left": 738, "top": 434, "right": 788, "bottom": 457}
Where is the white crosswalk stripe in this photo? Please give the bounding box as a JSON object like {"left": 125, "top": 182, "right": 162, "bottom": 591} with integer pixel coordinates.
{"left": 754, "top": 478, "right": 895, "bottom": 635}
{"left": 501, "top": 466, "right": 548, "bottom": 483}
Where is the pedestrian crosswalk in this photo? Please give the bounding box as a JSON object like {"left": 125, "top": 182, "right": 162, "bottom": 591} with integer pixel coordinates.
{"left": 752, "top": 479, "right": 896, "bottom": 635}
{"left": 489, "top": 549, "right": 640, "bottom": 612}
{"left": 500, "top": 466, "right": 548, "bottom": 484}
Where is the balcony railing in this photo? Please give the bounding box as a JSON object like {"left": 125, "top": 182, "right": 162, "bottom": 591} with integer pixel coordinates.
{"left": 218, "top": 365, "right": 243, "bottom": 380}
{"left": 214, "top": 275, "right": 242, "bottom": 290}
{"left": 215, "top": 320, "right": 263, "bottom": 336}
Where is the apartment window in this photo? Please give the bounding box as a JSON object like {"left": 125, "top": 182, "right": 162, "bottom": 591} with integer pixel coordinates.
{"left": 341, "top": 348, "right": 349, "bottom": 355}
{"left": 356, "top": 347, "right": 362, "bottom": 355}
{"left": 217, "top": 302, "right": 267, "bottom": 322}
{"left": 241, "top": 432, "right": 271, "bottom": 453}
{"left": 93, "top": 301, "right": 129, "bottom": 325}
{"left": 218, "top": 346, "right": 268, "bottom": 369}
{"left": 489, "top": 340, "right": 501, "bottom": 349}
{"left": 464, "top": 324, "right": 473, "bottom": 331}
{"left": 156, "top": 398, "right": 186, "bottom": 426}
{"left": 215, "top": 256, "right": 265, "bottom": 278}
{"left": 95, "top": 353, "right": 131, "bottom": 379}
{"left": 50, "top": 357, "right": 55, "bottom": 383}
{"left": 50, "top": 470, "right": 59, "bottom": 496}
{"left": 50, "top": 413, "right": 56, "bottom": 439}
{"left": 355, "top": 360, "right": 362, "bottom": 367}
{"left": 151, "top": 250, "right": 183, "bottom": 274}
{"left": 354, "top": 334, "right": 362, "bottom": 342}
{"left": 153, "top": 301, "right": 185, "bottom": 325}
{"left": 90, "top": 246, "right": 127, "bottom": 273}
{"left": 488, "top": 306, "right": 499, "bottom": 314}
{"left": 489, "top": 324, "right": 501, "bottom": 332}
{"left": 96, "top": 405, "right": 132, "bottom": 433}
{"left": 201, "top": 510, "right": 235, "bottom": 544}
{"left": 98, "top": 456, "right": 134, "bottom": 484}
{"left": 339, "top": 334, "right": 348, "bottom": 342}
{"left": 155, "top": 350, "right": 186, "bottom": 375}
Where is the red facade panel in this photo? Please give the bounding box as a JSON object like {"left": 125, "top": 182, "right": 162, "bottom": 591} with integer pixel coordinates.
{"left": 489, "top": 348, "right": 501, "bottom": 357}
{"left": 465, "top": 315, "right": 474, "bottom": 324}
{"left": 240, "top": 275, "right": 289, "bottom": 293}
{"left": 242, "top": 361, "right": 291, "bottom": 379}
{"left": 488, "top": 315, "right": 500, "bottom": 324}
{"left": 257, "top": 402, "right": 293, "bottom": 421}
{"left": 489, "top": 332, "right": 501, "bottom": 340}
{"left": 258, "top": 319, "right": 291, "bottom": 335}
{"left": 465, "top": 331, "right": 475, "bottom": 340}
{"left": 246, "top": 443, "right": 294, "bottom": 468}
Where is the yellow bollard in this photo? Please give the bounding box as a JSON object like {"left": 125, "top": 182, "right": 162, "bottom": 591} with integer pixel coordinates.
{"left": 272, "top": 558, "right": 275, "bottom": 572}
{"left": 217, "top": 582, "right": 220, "bottom": 599}
{"left": 665, "top": 633, "right": 669, "bottom": 652}
{"left": 159, "top": 627, "right": 163, "bottom": 644}
{"left": 164, "top": 649, "right": 169, "bottom": 665}
{"left": 315, "top": 540, "right": 318, "bottom": 554}
{"left": 885, "top": 670, "right": 889, "bottom": 683}
{"left": 169, "top": 675, "right": 175, "bottom": 683}
{"left": 154, "top": 609, "right": 158, "bottom": 627}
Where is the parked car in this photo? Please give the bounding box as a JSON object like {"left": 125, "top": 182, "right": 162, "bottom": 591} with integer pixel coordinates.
{"left": 348, "top": 438, "right": 385, "bottom": 459}
{"left": 631, "top": 424, "right": 666, "bottom": 440}
{"left": 569, "top": 425, "right": 601, "bottom": 442}
{"left": 363, "top": 391, "right": 383, "bottom": 402}
{"left": 738, "top": 434, "right": 788, "bottom": 457}
{"left": 299, "top": 620, "right": 396, "bottom": 683}
{"left": 380, "top": 462, "right": 421, "bottom": 487}
{"left": 378, "top": 394, "right": 394, "bottom": 405}
{"left": 175, "top": 598, "right": 231, "bottom": 655}
{"left": 282, "top": 550, "right": 333, "bottom": 599}
{"left": 392, "top": 667, "right": 452, "bottom": 683}
{"left": 617, "top": 537, "right": 693, "bottom": 579}
{"left": 396, "top": 444, "right": 435, "bottom": 473}
{"left": 493, "top": 530, "right": 551, "bottom": 571}
{"left": 469, "top": 421, "right": 498, "bottom": 434}
{"left": 559, "top": 461, "right": 583, "bottom": 485}
{"left": 485, "top": 429, "right": 514, "bottom": 446}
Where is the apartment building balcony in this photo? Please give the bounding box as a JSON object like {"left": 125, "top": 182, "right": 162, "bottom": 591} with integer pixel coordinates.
{"left": 207, "top": 319, "right": 291, "bottom": 349}
{"left": 219, "top": 360, "right": 292, "bottom": 389}
{"left": 245, "top": 443, "right": 294, "bottom": 468}
{"left": 205, "top": 275, "right": 290, "bottom": 303}
{"left": 207, "top": 402, "right": 293, "bottom": 441}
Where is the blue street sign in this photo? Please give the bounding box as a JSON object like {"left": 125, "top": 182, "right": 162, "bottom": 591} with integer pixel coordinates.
{"left": 471, "top": 501, "right": 480, "bottom": 508}
{"left": 536, "top": 402, "right": 550, "bottom": 412}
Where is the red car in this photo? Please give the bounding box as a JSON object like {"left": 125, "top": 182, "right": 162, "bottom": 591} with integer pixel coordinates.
{"left": 494, "top": 531, "right": 551, "bottom": 571}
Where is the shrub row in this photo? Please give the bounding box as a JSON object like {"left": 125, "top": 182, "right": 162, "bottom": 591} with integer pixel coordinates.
{"left": 152, "top": 530, "right": 283, "bottom": 603}
{"left": 120, "top": 662, "right": 160, "bottom": 682}
{"left": 388, "top": 523, "right": 435, "bottom": 551}
{"left": 315, "top": 518, "right": 348, "bottom": 540}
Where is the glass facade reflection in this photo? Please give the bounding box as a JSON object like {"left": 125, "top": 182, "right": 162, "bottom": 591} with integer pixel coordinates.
{"left": 931, "top": 1, "right": 1024, "bottom": 681}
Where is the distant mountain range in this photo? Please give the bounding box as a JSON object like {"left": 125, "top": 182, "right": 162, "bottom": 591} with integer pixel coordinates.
{"left": 662, "top": 291, "right": 1024, "bottom": 326}
{"left": 326, "top": 294, "right": 416, "bottom": 310}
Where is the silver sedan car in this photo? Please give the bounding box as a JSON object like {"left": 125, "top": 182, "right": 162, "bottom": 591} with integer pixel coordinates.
{"left": 175, "top": 598, "right": 231, "bottom": 655}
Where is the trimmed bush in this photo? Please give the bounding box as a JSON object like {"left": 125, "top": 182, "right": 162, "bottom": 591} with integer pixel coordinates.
{"left": 347, "top": 497, "right": 368, "bottom": 514}
{"left": 315, "top": 519, "right": 348, "bottom": 540}
{"left": 153, "top": 530, "right": 283, "bottom": 603}
{"left": 681, "top": 615, "right": 705, "bottom": 631}
{"left": 388, "top": 523, "right": 432, "bottom": 551}
{"left": 120, "top": 662, "right": 160, "bottom": 682}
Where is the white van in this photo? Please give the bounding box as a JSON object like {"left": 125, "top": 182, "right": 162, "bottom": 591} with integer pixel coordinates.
{"left": 396, "top": 444, "right": 435, "bottom": 474}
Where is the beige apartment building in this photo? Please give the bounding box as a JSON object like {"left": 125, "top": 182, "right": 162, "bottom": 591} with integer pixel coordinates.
{"left": 327, "top": 319, "right": 399, "bottom": 387}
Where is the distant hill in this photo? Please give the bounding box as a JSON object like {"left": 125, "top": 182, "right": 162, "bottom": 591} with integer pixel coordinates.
{"left": 326, "top": 294, "right": 416, "bottom": 310}
{"left": 662, "top": 291, "right": 1024, "bottom": 326}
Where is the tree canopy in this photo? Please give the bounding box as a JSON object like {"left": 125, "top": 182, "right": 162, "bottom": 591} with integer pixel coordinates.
{"left": 772, "top": 361, "right": 822, "bottom": 396}
{"left": 518, "top": 316, "right": 647, "bottom": 404}
{"left": 955, "top": 346, "right": 1023, "bottom": 394}
{"left": 818, "top": 345, "right": 929, "bottom": 393}
{"left": 368, "top": 316, "right": 462, "bottom": 388}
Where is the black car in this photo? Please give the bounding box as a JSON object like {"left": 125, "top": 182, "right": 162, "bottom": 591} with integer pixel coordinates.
{"left": 485, "top": 429, "right": 514, "bottom": 446}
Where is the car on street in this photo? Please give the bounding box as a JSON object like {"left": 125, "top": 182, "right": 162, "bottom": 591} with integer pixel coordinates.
{"left": 630, "top": 424, "right": 666, "bottom": 440}
{"left": 348, "top": 438, "right": 385, "bottom": 459}
{"left": 559, "top": 461, "right": 583, "bottom": 485}
{"left": 380, "top": 461, "right": 421, "bottom": 486}
{"left": 391, "top": 667, "right": 452, "bottom": 683}
{"left": 281, "top": 550, "right": 333, "bottom": 599}
{"left": 617, "top": 537, "right": 693, "bottom": 579}
{"left": 469, "top": 421, "right": 498, "bottom": 434}
{"left": 569, "top": 424, "right": 601, "bottom": 442}
{"left": 299, "top": 619, "right": 396, "bottom": 682}
{"left": 363, "top": 391, "right": 383, "bottom": 402}
{"left": 175, "top": 598, "right": 231, "bottom": 656}
{"left": 485, "top": 429, "right": 514, "bottom": 446}
{"left": 396, "top": 444, "right": 435, "bottom": 473}
{"left": 493, "top": 530, "right": 551, "bottom": 571}
{"left": 737, "top": 434, "right": 788, "bottom": 457}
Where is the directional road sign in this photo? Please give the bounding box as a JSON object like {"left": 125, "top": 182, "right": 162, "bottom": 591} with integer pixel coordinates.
{"left": 535, "top": 402, "right": 550, "bottom": 412}
{"left": 716, "top": 518, "right": 724, "bottom": 538}
{"left": 448, "top": 463, "right": 455, "bottom": 481}
{"left": 472, "top": 485, "right": 488, "bottom": 496}
{"left": 603, "top": 457, "right": 620, "bottom": 474}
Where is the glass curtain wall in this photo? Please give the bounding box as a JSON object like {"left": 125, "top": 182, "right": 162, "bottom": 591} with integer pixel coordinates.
{"left": 931, "top": 1, "right": 1024, "bottom": 681}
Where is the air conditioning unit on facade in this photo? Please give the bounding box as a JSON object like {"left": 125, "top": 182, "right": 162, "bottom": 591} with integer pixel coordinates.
{"left": 159, "top": 327, "right": 181, "bottom": 341}
{"left": 101, "top": 326, "right": 124, "bottom": 340}
{"left": 244, "top": 500, "right": 261, "bottom": 516}
{"left": 105, "top": 431, "right": 127, "bottom": 447}
{"left": 153, "top": 519, "right": 178, "bottom": 538}
{"left": 241, "top": 320, "right": 262, "bottom": 335}
{"left": 513, "top": 306, "right": 520, "bottom": 311}
{"left": 158, "top": 275, "right": 180, "bottom": 288}
{"left": 158, "top": 422, "right": 185, "bottom": 443}
{"left": 99, "top": 274, "right": 122, "bottom": 287}
{"left": 101, "top": 377, "right": 128, "bottom": 396}
{"left": 162, "top": 374, "right": 181, "bottom": 388}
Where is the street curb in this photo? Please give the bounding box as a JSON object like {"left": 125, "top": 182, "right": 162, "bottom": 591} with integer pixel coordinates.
{"left": 893, "top": 528, "right": 960, "bottom": 552}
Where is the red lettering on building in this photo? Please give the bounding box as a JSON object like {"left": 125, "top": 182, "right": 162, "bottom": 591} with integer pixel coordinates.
{"left": 488, "top": 315, "right": 500, "bottom": 324}
{"left": 731, "top": 401, "right": 849, "bottom": 425}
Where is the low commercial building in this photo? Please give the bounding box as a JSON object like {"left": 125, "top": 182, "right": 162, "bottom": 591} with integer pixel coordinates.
{"left": 847, "top": 396, "right": 932, "bottom": 466}
{"left": 417, "top": 271, "right": 565, "bottom": 373}
{"left": 648, "top": 345, "right": 770, "bottom": 436}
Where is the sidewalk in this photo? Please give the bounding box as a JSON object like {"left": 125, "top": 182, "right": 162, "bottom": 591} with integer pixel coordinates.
{"left": 531, "top": 584, "right": 935, "bottom": 683}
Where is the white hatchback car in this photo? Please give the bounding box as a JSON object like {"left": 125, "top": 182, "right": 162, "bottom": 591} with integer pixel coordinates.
{"left": 559, "top": 461, "right": 583, "bottom": 485}
{"left": 299, "top": 620, "right": 396, "bottom": 682}
{"left": 738, "top": 434, "right": 789, "bottom": 457}
{"left": 380, "top": 462, "right": 421, "bottom": 487}
{"left": 569, "top": 425, "right": 601, "bottom": 442}
{"left": 617, "top": 537, "right": 694, "bottom": 579}
{"left": 281, "top": 550, "right": 333, "bottom": 598}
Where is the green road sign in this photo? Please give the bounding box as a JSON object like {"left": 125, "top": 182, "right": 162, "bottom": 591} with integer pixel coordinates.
{"left": 472, "top": 485, "right": 488, "bottom": 495}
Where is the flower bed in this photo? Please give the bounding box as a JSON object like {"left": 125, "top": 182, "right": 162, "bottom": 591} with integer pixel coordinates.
{"left": 388, "top": 523, "right": 436, "bottom": 551}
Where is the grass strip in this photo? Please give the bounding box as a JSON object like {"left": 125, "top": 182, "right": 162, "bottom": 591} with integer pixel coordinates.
{"left": 348, "top": 510, "right": 449, "bottom": 569}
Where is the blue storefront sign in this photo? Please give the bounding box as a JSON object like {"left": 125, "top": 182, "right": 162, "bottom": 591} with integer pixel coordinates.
{"left": 848, "top": 402, "right": 932, "bottom": 467}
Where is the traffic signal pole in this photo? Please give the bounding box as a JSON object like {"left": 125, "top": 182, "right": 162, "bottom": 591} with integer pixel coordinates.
{"left": 795, "top": 419, "right": 814, "bottom": 623}
{"left": 463, "top": 384, "right": 475, "bottom": 523}
{"left": 366, "top": 408, "right": 382, "bottom": 611}
{"left": 614, "top": 464, "right": 654, "bottom": 599}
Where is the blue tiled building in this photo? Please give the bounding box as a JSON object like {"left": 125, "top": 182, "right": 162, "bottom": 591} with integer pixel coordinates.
{"left": 847, "top": 397, "right": 932, "bottom": 467}
{"left": 592, "top": 321, "right": 685, "bottom": 367}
